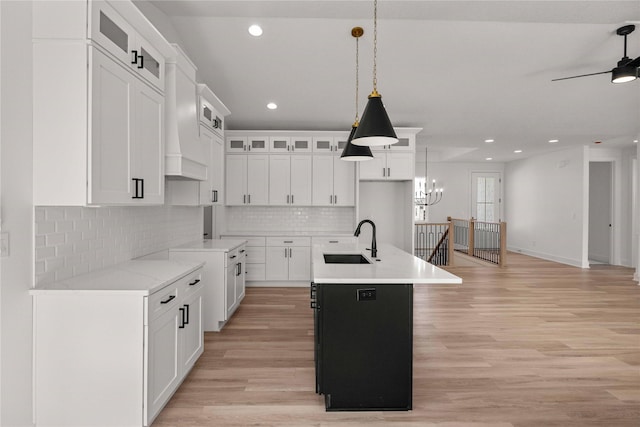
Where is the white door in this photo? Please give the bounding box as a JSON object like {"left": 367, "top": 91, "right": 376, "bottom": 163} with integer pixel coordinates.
{"left": 312, "top": 156, "right": 334, "bottom": 206}
{"left": 359, "top": 154, "right": 386, "bottom": 180}
{"left": 210, "top": 133, "right": 225, "bottom": 204}
{"left": 199, "top": 127, "right": 214, "bottom": 204}
{"left": 290, "top": 155, "right": 312, "bottom": 206}
{"left": 225, "top": 262, "right": 236, "bottom": 319}
{"left": 146, "top": 308, "right": 180, "bottom": 423}
{"left": 246, "top": 155, "right": 269, "bottom": 205}
{"left": 265, "top": 246, "right": 289, "bottom": 280}
{"left": 471, "top": 172, "right": 501, "bottom": 222}
{"left": 225, "top": 155, "right": 246, "bottom": 205}
{"left": 180, "top": 286, "right": 203, "bottom": 372}
{"left": 386, "top": 153, "right": 414, "bottom": 181}
{"left": 269, "top": 155, "right": 291, "bottom": 205}
{"left": 236, "top": 254, "right": 246, "bottom": 301}
{"left": 288, "top": 246, "right": 311, "bottom": 280}
{"left": 589, "top": 162, "right": 612, "bottom": 263}
{"left": 90, "top": 47, "right": 134, "bottom": 204}
{"left": 333, "top": 156, "right": 355, "bottom": 206}
{"left": 133, "top": 80, "right": 164, "bottom": 204}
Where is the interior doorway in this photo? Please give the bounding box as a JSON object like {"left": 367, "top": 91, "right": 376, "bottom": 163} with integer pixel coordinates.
{"left": 588, "top": 161, "right": 613, "bottom": 264}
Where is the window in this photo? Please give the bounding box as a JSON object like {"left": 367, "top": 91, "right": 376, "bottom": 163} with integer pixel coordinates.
{"left": 472, "top": 172, "right": 501, "bottom": 222}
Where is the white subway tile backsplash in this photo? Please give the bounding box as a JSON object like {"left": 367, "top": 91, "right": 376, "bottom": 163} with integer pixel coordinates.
{"left": 225, "top": 206, "right": 354, "bottom": 233}
{"left": 35, "top": 205, "right": 202, "bottom": 286}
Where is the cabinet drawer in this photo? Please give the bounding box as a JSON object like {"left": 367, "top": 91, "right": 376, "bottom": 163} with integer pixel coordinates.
{"left": 266, "top": 237, "right": 311, "bottom": 247}
{"left": 221, "top": 235, "right": 266, "bottom": 247}
{"left": 246, "top": 263, "right": 265, "bottom": 281}
{"left": 246, "top": 247, "right": 266, "bottom": 264}
{"left": 179, "top": 270, "right": 203, "bottom": 299}
{"left": 226, "top": 248, "right": 241, "bottom": 267}
{"left": 312, "top": 236, "right": 357, "bottom": 246}
{"left": 147, "top": 283, "right": 180, "bottom": 323}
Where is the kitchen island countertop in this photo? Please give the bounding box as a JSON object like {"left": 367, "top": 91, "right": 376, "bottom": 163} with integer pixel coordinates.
{"left": 312, "top": 243, "right": 462, "bottom": 284}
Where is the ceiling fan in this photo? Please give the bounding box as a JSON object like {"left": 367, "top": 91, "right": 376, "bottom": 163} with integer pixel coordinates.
{"left": 552, "top": 24, "right": 639, "bottom": 83}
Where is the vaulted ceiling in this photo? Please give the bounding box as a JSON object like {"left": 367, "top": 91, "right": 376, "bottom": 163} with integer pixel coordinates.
{"left": 144, "top": 0, "right": 640, "bottom": 161}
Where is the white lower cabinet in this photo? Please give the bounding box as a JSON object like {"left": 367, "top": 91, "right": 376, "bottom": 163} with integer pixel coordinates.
{"left": 169, "top": 241, "right": 247, "bottom": 331}
{"left": 32, "top": 265, "right": 203, "bottom": 427}
{"left": 265, "top": 237, "right": 311, "bottom": 281}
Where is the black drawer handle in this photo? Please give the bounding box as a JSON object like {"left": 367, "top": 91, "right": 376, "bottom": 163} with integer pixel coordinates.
{"left": 179, "top": 307, "right": 185, "bottom": 328}
{"left": 189, "top": 279, "right": 200, "bottom": 286}
{"left": 160, "top": 295, "right": 176, "bottom": 304}
{"left": 310, "top": 301, "right": 317, "bottom": 309}
{"left": 239, "top": 249, "right": 246, "bottom": 253}
{"left": 329, "top": 240, "right": 339, "bottom": 243}
{"left": 284, "top": 240, "right": 293, "bottom": 243}
{"left": 230, "top": 255, "right": 237, "bottom": 259}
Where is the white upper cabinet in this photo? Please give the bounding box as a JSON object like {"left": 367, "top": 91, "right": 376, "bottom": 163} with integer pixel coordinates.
{"left": 369, "top": 137, "right": 414, "bottom": 152}
{"left": 32, "top": 0, "right": 173, "bottom": 206}
{"left": 270, "top": 136, "right": 313, "bottom": 153}
{"left": 89, "top": 0, "right": 165, "bottom": 90}
{"left": 359, "top": 133, "right": 417, "bottom": 181}
{"left": 312, "top": 156, "right": 355, "bottom": 206}
{"left": 269, "top": 155, "right": 312, "bottom": 206}
{"left": 225, "top": 155, "right": 269, "bottom": 205}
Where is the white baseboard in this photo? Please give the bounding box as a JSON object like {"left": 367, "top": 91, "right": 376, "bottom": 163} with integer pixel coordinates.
{"left": 507, "top": 246, "right": 586, "bottom": 268}
{"left": 246, "top": 280, "right": 310, "bottom": 288}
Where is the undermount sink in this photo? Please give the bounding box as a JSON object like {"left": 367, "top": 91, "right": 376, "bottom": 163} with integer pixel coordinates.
{"left": 323, "top": 254, "right": 371, "bottom": 264}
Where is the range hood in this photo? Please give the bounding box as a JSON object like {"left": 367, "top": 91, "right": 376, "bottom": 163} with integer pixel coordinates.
{"left": 164, "top": 44, "right": 207, "bottom": 181}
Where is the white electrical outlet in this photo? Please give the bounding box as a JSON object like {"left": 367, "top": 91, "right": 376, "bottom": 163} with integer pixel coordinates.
{"left": 1, "top": 232, "right": 9, "bottom": 257}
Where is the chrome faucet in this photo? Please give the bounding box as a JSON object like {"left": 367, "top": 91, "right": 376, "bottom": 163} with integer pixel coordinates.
{"left": 354, "top": 219, "right": 377, "bottom": 258}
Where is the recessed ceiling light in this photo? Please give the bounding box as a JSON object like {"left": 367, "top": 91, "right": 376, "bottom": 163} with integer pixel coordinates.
{"left": 514, "top": 150, "right": 523, "bottom": 153}
{"left": 485, "top": 157, "right": 493, "bottom": 161}
{"left": 634, "top": 140, "right": 638, "bottom": 143}
{"left": 248, "top": 25, "right": 263, "bottom": 37}
{"left": 266, "top": 102, "right": 277, "bottom": 110}
{"left": 484, "top": 139, "right": 494, "bottom": 143}
{"left": 548, "top": 139, "right": 559, "bottom": 143}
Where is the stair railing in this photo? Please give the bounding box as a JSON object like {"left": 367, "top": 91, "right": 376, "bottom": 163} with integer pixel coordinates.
{"left": 449, "top": 217, "right": 507, "bottom": 267}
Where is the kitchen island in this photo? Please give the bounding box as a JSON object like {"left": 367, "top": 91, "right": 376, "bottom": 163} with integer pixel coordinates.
{"left": 311, "top": 243, "right": 462, "bottom": 411}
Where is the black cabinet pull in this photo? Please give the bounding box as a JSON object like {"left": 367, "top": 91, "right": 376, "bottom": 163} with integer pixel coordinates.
{"left": 230, "top": 255, "right": 237, "bottom": 259}
{"left": 189, "top": 279, "right": 200, "bottom": 286}
{"left": 212, "top": 190, "right": 218, "bottom": 203}
{"left": 160, "top": 295, "right": 175, "bottom": 304}
{"left": 284, "top": 240, "right": 293, "bottom": 243}
{"left": 239, "top": 249, "right": 245, "bottom": 253}
{"left": 131, "top": 50, "right": 138, "bottom": 65}
{"left": 131, "top": 178, "right": 144, "bottom": 199}
{"left": 179, "top": 307, "right": 185, "bottom": 328}
{"left": 236, "top": 262, "right": 242, "bottom": 277}
{"left": 310, "top": 301, "right": 317, "bottom": 309}
{"left": 138, "top": 53, "right": 144, "bottom": 69}
{"left": 183, "top": 304, "right": 189, "bottom": 325}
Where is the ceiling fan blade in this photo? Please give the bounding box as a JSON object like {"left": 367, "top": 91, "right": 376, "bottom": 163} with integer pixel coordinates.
{"left": 626, "top": 56, "right": 640, "bottom": 67}
{"left": 551, "top": 70, "right": 612, "bottom": 81}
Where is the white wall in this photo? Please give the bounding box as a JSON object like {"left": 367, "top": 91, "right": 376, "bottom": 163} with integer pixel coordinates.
{"left": 636, "top": 140, "right": 640, "bottom": 282}
{"left": 1, "top": 2, "right": 34, "bottom": 425}
{"left": 505, "top": 146, "right": 589, "bottom": 268}
{"left": 415, "top": 158, "right": 505, "bottom": 223}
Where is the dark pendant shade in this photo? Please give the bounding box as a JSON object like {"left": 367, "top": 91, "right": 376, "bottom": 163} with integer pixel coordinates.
{"left": 611, "top": 63, "right": 637, "bottom": 83}
{"left": 340, "top": 125, "right": 374, "bottom": 161}
{"left": 351, "top": 94, "right": 398, "bottom": 147}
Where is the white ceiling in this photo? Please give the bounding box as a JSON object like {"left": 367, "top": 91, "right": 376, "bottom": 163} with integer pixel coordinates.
{"left": 145, "top": 0, "right": 640, "bottom": 162}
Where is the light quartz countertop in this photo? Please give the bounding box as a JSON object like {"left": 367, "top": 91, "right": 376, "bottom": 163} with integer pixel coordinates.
{"left": 30, "top": 260, "right": 204, "bottom": 295}
{"left": 170, "top": 239, "right": 247, "bottom": 252}
{"left": 312, "top": 243, "right": 462, "bottom": 285}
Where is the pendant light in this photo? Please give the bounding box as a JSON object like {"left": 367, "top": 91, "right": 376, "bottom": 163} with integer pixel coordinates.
{"left": 351, "top": 0, "right": 397, "bottom": 147}
{"left": 341, "top": 27, "right": 374, "bottom": 161}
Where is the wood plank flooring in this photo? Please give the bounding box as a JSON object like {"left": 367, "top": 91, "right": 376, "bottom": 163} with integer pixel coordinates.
{"left": 153, "top": 252, "right": 640, "bottom": 426}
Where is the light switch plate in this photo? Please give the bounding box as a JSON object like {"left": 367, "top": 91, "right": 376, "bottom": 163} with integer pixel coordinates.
{"left": 1, "top": 232, "right": 9, "bottom": 257}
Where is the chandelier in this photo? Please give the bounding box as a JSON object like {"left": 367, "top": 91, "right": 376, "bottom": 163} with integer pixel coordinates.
{"left": 415, "top": 147, "right": 443, "bottom": 206}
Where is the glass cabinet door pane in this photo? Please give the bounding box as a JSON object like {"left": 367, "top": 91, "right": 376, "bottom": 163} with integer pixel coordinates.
{"left": 99, "top": 11, "right": 128, "bottom": 53}
{"left": 140, "top": 47, "right": 160, "bottom": 78}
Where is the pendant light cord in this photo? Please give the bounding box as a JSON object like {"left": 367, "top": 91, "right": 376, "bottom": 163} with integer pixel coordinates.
{"left": 372, "top": 0, "right": 378, "bottom": 94}
{"left": 355, "top": 35, "right": 360, "bottom": 123}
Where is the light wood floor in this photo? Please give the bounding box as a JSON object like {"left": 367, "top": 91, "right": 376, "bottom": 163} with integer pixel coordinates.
{"left": 153, "top": 252, "right": 640, "bottom": 426}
